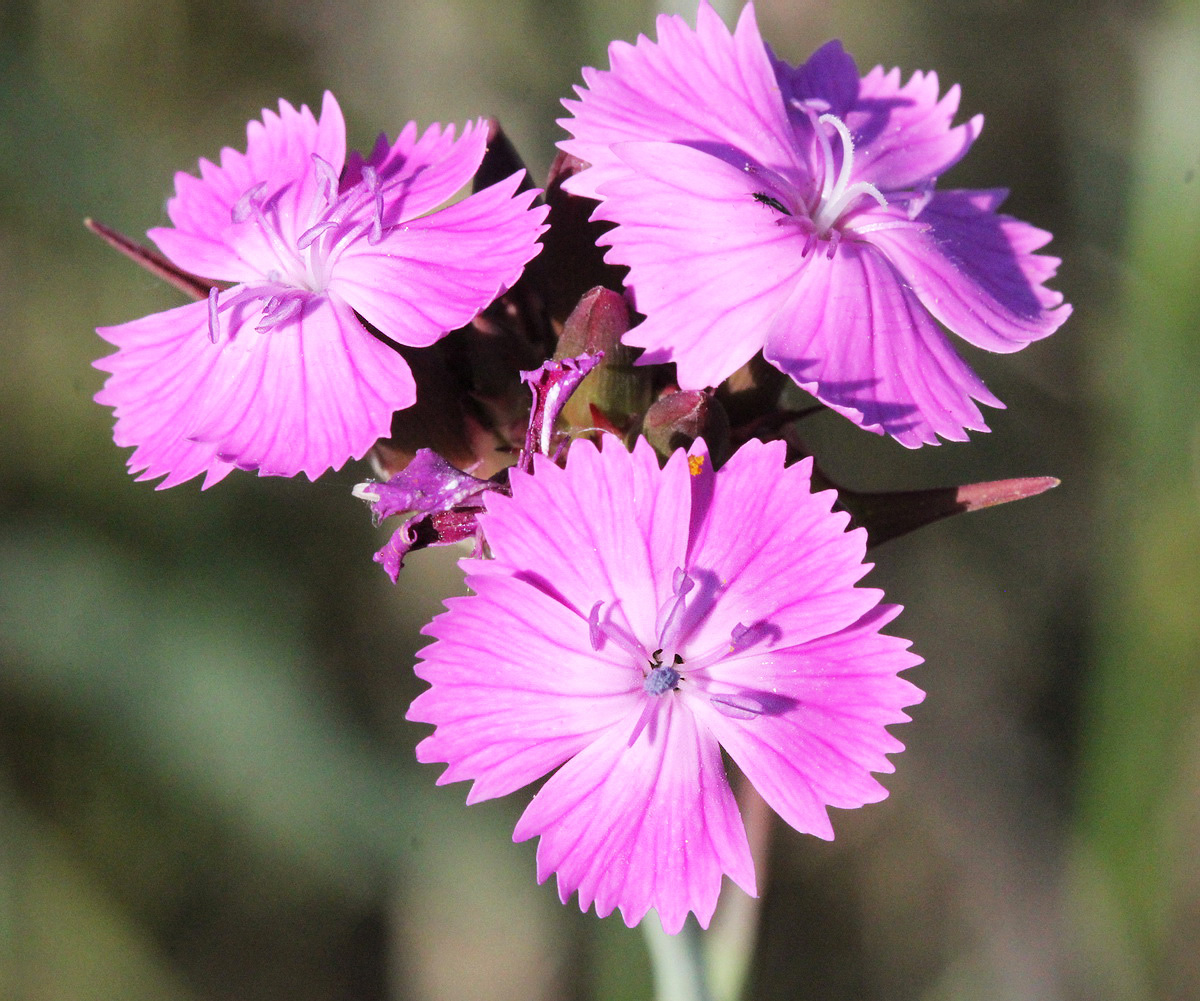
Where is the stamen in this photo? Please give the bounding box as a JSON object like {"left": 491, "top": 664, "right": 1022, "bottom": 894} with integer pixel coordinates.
{"left": 627, "top": 697, "right": 658, "bottom": 747}
{"left": 653, "top": 568, "right": 695, "bottom": 654}
{"left": 231, "top": 182, "right": 268, "bottom": 224}
{"left": 709, "top": 693, "right": 765, "bottom": 720}
{"left": 678, "top": 620, "right": 772, "bottom": 675}
{"left": 906, "top": 176, "right": 937, "bottom": 221}
{"left": 362, "top": 165, "right": 384, "bottom": 245}
{"left": 644, "top": 663, "right": 681, "bottom": 696}
{"left": 729, "top": 621, "right": 768, "bottom": 654}
{"left": 588, "top": 601, "right": 604, "bottom": 652}
{"left": 256, "top": 291, "right": 306, "bottom": 332}
{"left": 233, "top": 188, "right": 307, "bottom": 284}
{"left": 311, "top": 154, "right": 340, "bottom": 206}
{"left": 791, "top": 96, "right": 831, "bottom": 115}
{"left": 585, "top": 602, "right": 643, "bottom": 659}
{"left": 207, "top": 286, "right": 221, "bottom": 344}
{"left": 297, "top": 219, "right": 338, "bottom": 250}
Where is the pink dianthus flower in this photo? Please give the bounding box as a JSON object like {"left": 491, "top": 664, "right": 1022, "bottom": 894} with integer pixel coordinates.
{"left": 559, "top": 2, "right": 1071, "bottom": 446}
{"left": 409, "top": 436, "right": 922, "bottom": 932}
{"left": 95, "top": 92, "right": 547, "bottom": 488}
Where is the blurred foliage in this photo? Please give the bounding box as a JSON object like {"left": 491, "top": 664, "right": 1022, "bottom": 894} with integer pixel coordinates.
{"left": 0, "top": 0, "right": 1196, "bottom": 999}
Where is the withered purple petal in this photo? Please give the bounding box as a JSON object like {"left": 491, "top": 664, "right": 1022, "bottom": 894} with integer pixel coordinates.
{"left": 356, "top": 449, "right": 500, "bottom": 582}
{"left": 518, "top": 352, "right": 603, "bottom": 469}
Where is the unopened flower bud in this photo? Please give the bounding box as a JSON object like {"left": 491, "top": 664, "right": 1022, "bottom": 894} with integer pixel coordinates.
{"left": 555, "top": 288, "right": 652, "bottom": 433}
{"left": 642, "top": 388, "right": 730, "bottom": 464}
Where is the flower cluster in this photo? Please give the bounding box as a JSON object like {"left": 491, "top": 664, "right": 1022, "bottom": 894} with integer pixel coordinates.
{"left": 91, "top": 0, "right": 1067, "bottom": 936}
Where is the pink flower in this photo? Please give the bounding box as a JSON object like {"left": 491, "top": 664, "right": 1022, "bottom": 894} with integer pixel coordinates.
{"left": 95, "top": 93, "right": 547, "bottom": 488}
{"left": 408, "top": 436, "right": 922, "bottom": 932}
{"left": 558, "top": 3, "right": 1071, "bottom": 446}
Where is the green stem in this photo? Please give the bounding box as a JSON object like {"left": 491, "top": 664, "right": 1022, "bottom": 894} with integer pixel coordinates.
{"left": 642, "top": 919, "right": 714, "bottom": 1001}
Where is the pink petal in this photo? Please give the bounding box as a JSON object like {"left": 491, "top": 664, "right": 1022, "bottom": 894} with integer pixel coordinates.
{"left": 869, "top": 188, "right": 1072, "bottom": 352}
{"left": 410, "top": 574, "right": 638, "bottom": 803}
{"left": 682, "top": 441, "right": 880, "bottom": 652}
{"left": 97, "top": 294, "right": 415, "bottom": 485}
{"left": 180, "top": 295, "right": 413, "bottom": 479}
{"left": 849, "top": 69, "right": 983, "bottom": 191}
{"left": 693, "top": 604, "right": 923, "bottom": 839}
{"left": 762, "top": 237, "right": 1003, "bottom": 446}
{"left": 512, "top": 697, "right": 754, "bottom": 933}
{"left": 773, "top": 41, "right": 982, "bottom": 191}
{"left": 330, "top": 173, "right": 548, "bottom": 349}
{"left": 154, "top": 92, "right": 346, "bottom": 278}
{"left": 95, "top": 301, "right": 236, "bottom": 489}
{"left": 770, "top": 39, "right": 861, "bottom": 118}
{"left": 593, "top": 141, "right": 806, "bottom": 388}
{"left": 345, "top": 119, "right": 490, "bottom": 225}
{"left": 558, "top": 2, "right": 797, "bottom": 201}
{"left": 475, "top": 439, "right": 691, "bottom": 647}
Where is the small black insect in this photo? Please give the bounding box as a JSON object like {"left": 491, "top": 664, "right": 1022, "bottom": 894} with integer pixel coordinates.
{"left": 752, "top": 192, "right": 791, "bottom": 216}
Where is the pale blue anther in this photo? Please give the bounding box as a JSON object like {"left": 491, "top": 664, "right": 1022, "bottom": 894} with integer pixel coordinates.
{"left": 643, "top": 664, "right": 681, "bottom": 697}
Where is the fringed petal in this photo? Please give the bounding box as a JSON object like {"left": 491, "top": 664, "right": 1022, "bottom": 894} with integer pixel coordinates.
{"left": 512, "top": 698, "right": 754, "bottom": 933}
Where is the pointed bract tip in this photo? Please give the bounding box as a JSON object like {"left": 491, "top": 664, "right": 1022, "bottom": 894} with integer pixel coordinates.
{"left": 955, "top": 475, "right": 1060, "bottom": 512}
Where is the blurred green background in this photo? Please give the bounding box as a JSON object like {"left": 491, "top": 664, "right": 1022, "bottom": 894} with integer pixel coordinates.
{"left": 1, "top": 0, "right": 1198, "bottom": 998}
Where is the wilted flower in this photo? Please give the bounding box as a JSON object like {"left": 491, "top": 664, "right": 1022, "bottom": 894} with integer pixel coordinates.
{"left": 409, "top": 436, "right": 922, "bottom": 932}
{"left": 95, "top": 92, "right": 547, "bottom": 488}
{"left": 559, "top": 2, "right": 1070, "bottom": 446}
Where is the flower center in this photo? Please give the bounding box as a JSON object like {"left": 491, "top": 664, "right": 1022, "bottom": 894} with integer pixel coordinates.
{"left": 809, "top": 112, "right": 888, "bottom": 236}
{"left": 586, "top": 567, "right": 779, "bottom": 745}
{"left": 207, "top": 157, "right": 390, "bottom": 342}
{"left": 644, "top": 648, "right": 683, "bottom": 696}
